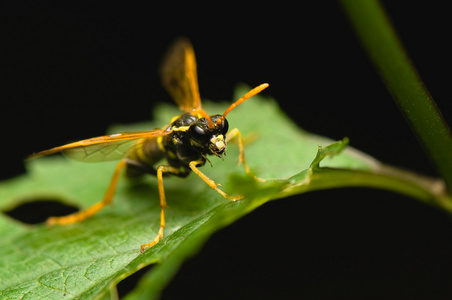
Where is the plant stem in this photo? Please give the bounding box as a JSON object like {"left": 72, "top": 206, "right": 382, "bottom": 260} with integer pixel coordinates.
{"left": 284, "top": 165, "right": 451, "bottom": 213}
{"left": 339, "top": 0, "right": 452, "bottom": 190}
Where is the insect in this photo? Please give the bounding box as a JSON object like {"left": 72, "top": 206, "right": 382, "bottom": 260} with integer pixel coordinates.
{"left": 30, "top": 38, "right": 268, "bottom": 252}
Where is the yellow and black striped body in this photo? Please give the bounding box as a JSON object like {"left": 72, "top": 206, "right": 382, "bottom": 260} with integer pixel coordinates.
{"left": 125, "top": 112, "right": 228, "bottom": 178}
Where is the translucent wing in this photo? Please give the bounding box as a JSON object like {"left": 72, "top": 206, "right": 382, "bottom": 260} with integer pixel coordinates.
{"left": 62, "top": 139, "right": 141, "bottom": 162}
{"left": 160, "top": 38, "right": 201, "bottom": 112}
{"left": 29, "top": 129, "right": 170, "bottom": 162}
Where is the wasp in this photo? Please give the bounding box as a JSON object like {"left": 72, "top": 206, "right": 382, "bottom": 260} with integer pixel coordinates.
{"left": 30, "top": 38, "right": 268, "bottom": 252}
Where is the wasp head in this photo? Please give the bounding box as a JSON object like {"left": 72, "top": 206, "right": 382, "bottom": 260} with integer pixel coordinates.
{"left": 189, "top": 114, "right": 229, "bottom": 157}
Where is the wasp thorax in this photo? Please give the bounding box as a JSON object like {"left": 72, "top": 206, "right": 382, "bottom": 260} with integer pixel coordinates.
{"left": 189, "top": 114, "right": 229, "bottom": 156}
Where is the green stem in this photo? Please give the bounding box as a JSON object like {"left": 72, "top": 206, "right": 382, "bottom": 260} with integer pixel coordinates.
{"left": 339, "top": 0, "right": 452, "bottom": 190}
{"left": 283, "top": 166, "right": 451, "bottom": 213}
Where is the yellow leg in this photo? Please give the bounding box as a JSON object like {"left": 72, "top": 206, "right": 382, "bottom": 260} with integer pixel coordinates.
{"left": 140, "top": 165, "right": 179, "bottom": 253}
{"left": 140, "top": 160, "right": 244, "bottom": 252}
{"left": 189, "top": 160, "right": 243, "bottom": 201}
{"left": 226, "top": 128, "right": 250, "bottom": 174}
{"left": 47, "top": 160, "right": 127, "bottom": 225}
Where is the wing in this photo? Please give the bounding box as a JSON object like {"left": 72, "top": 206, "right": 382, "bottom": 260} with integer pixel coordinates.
{"left": 160, "top": 38, "right": 202, "bottom": 112}
{"left": 29, "top": 129, "right": 170, "bottom": 162}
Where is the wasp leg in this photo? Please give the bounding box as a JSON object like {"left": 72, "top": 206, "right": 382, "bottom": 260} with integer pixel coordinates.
{"left": 47, "top": 160, "right": 127, "bottom": 225}
{"left": 189, "top": 160, "right": 243, "bottom": 201}
{"left": 140, "top": 165, "right": 183, "bottom": 252}
{"left": 226, "top": 128, "right": 250, "bottom": 174}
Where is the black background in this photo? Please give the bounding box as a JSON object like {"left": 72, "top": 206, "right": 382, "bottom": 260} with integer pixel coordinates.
{"left": 2, "top": 1, "right": 452, "bottom": 299}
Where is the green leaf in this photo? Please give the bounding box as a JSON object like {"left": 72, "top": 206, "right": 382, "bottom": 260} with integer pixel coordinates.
{"left": 0, "top": 85, "right": 447, "bottom": 299}
{"left": 310, "top": 137, "right": 350, "bottom": 170}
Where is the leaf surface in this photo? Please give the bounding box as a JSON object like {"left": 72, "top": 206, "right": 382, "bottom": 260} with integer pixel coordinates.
{"left": 0, "top": 85, "right": 443, "bottom": 299}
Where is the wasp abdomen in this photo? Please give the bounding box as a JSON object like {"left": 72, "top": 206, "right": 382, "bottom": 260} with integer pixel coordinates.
{"left": 126, "top": 137, "right": 165, "bottom": 177}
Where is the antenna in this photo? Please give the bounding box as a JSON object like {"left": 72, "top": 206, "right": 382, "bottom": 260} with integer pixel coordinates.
{"left": 217, "top": 83, "right": 269, "bottom": 125}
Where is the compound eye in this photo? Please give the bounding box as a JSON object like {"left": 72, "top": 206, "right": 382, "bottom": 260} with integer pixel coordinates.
{"left": 210, "top": 115, "right": 229, "bottom": 135}
{"left": 189, "top": 124, "right": 210, "bottom": 144}
{"left": 219, "top": 118, "right": 229, "bottom": 135}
